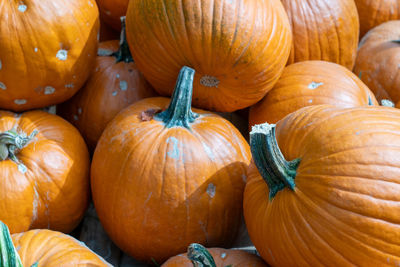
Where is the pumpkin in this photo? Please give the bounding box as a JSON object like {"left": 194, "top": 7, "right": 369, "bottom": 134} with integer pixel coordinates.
{"left": 96, "top": 0, "right": 129, "bottom": 31}
{"left": 0, "top": 221, "right": 111, "bottom": 266}
{"left": 354, "top": 0, "right": 400, "bottom": 38}
{"left": 57, "top": 17, "right": 156, "bottom": 151}
{"left": 91, "top": 66, "right": 251, "bottom": 263}
{"left": 249, "top": 60, "right": 378, "bottom": 126}
{"left": 0, "top": 110, "right": 90, "bottom": 234}
{"left": 281, "top": 0, "right": 359, "bottom": 70}
{"left": 99, "top": 19, "right": 119, "bottom": 42}
{"left": 244, "top": 105, "right": 400, "bottom": 266}
{"left": 162, "top": 243, "right": 267, "bottom": 267}
{"left": 125, "top": 0, "right": 292, "bottom": 112}
{"left": 0, "top": 0, "right": 99, "bottom": 112}
{"left": 354, "top": 20, "right": 400, "bottom": 105}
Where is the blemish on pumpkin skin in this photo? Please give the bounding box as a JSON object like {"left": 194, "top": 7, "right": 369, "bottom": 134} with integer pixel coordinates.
{"left": 200, "top": 75, "right": 220, "bottom": 88}
{"left": 44, "top": 86, "right": 55, "bottom": 95}
{"left": 56, "top": 49, "right": 68, "bottom": 61}
{"left": 112, "top": 91, "right": 118, "bottom": 96}
{"left": 65, "top": 83, "right": 74, "bottom": 88}
{"left": 0, "top": 60, "right": 2, "bottom": 70}
{"left": 206, "top": 183, "right": 216, "bottom": 198}
{"left": 308, "top": 99, "right": 313, "bottom": 103}
{"left": 0, "top": 82, "right": 6, "bottom": 90}
{"left": 73, "top": 115, "right": 79, "bottom": 121}
{"left": 78, "top": 107, "right": 82, "bottom": 114}
{"left": 202, "top": 142, "right": 215, "bottom": 160}
{"left": 166, "top": 137, "right": 180, "bottom": 159}
{"left": 18, "top": 4, "right": 27, "bottom": 12}
{"left": 308, "top": 82, "right": 323, "bottom": 89}
{"left": 34, "top": 47, "right": 38, "bottom": 53}
{"left": 119, "top": 80, "right": 128, "bottom": 91}
{"left": 14, "top": 99, "right": 27, "bottom": 105}
{"left": 221, "top": 253, "right": 226, "bottom": 259}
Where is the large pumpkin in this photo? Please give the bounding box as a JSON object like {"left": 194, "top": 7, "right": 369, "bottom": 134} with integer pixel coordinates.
{"left": 125, "top": 0, "right": 292, "bottom": 112}
{"left": 0, "top": 221, "right": 110, "bottom": 266}
{"left": 96, "top": 0, "right": 129, "bottom": 31}
{"left": 354, "top": 20, "right": 400, "bottom": 105}
{"left": 0, "top": 110, "right": 90, "bottom": 234}
{"left": 0, "top": 0, "right": 99, "bottom": 112}
{"left": 162, "top": 243, "right": 267, "bottom": 267}
{"left": 354, "top": 0, "right": 400, "bottom": 38}
{"left": 91, "top": 67, "right": 251, "bottom": 263}
{"left": 244, "top": 105, "right": 400, "bottom": 266}
{"left": 249, "top": 60, "right": 377, "bottom": 126}
{"left": 281, "top": 0, "right": 359, "bottom": 70}
{"left": 58, "top": 17, "right": 156, "bottom": 151}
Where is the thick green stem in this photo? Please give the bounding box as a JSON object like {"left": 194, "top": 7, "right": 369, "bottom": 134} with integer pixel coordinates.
{"left": 187, "top": 243, "right": 216, "bottom": 267}
{"left": 0, "top": 129, "right": 37, "bottom": 168}
{"left": 0, "top": 221, "right": 23, "bottom": 267}
{"left": 250, "top": 123, "right": 300, "bottom": 200}
{"left": 113, "top": 16, "right": 133, "bottom": 63}
{"left": 154, "top": 66, "right": 199, "bottom": 128}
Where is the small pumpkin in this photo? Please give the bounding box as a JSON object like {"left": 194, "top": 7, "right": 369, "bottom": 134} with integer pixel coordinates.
{"left": 245, "top": 105, "right": 400, "bottom": 266}
{"left": 162, "top": 243, "right": 267, "bottom": 267}
{"left": 58, "top": 17, "right": 156, "bottom": 151}
{"left": 91, "top": 66, "right": 251, "bottom": 263}
{"left": 354, "top": 20, "right": 400, "bottom": 105}
{"left": 0, "top": 221, "right": 110, "bottom": 266}
{"left": 249, "top": 61, "right": 377, "bottom": 126}
{"left": 0, "top": 0, "right": 99, "bottom": 111}
{"left": 0, "top": 110, "right": 90, "bottom": 234}
{"left": 125, "top": 0, "right": 292, "bottom": 112}
{"left": 354, "top": 0, "right": 400, "bottom": 38}
{"left": 281, "top": 0, "right": 359, "bottom": 69}
{"left": 96, "top": 0, "right": 129, "bottom": 31}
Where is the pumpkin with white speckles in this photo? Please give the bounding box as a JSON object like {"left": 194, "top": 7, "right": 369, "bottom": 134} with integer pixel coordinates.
{"left": 0, "top": 110, "right": 90, "bottom": 234}
{"left": 57, "top": 17, "right": 156, "bottom": 151}
{"left": 91, "top": 67, "right": 251, "bottom": 263}
{"left": 0, "top": 0, "right": 99, "bottom": 111}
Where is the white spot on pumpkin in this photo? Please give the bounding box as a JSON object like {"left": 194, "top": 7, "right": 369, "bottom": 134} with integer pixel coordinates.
{"left": 14, "top": 99, "right": 27, "bottom": 105}
{"left": 88, "top": 0, "right": 94, "bottom": 7}
{"left": 206, "top": 183, "right": 216, "bottom": 198}
{"left": 308, "top": 99, "right": 313, "bottom": 103}
{"left": 78, "top": 107, "right": 82, "bottom": 114}
{"left": 56, "top": 49, "right": 68, "bottom": 61}
{"left": 381, "top": 99, "right": 395, "bottom": 107}
{"left": 44, "top": 86, "right": 55, "bottom": 95}
{"left": 65, "top": 83, "right": 74, "bottom": 88}
{"left": 18, "top": 4, "right": 27, "bottom": 12}
{"left": 0, "top": 60, "right": 2, "bottom": 70}
{"left": 308, "top": 82, "right": 323, "bottom": 89}
{"left": 119, "top": 80, "right": 128, "bottom": 91}
{"left": 18, "top": 163, "right": 27, "bottom": 174}
{"left": 221, "top": 253, "right": 226, "bottom": 259}
{"left": 116, "top": 74, "right": 120, "bottom": 79}
{"left": 166, "top": 137, "right": 179, "bottom": 159}
{"left": 34, "top": 47, "right": 38, "bottom": 52}
{"left": 200, "top": 75, "right": 219, "bottom": 88}
{"left": 0, "top": 82, "right": 6, "bottom": 90}
{"left": 112, "top": 91, "right": 118, "bottom": 96}
{"left": 73, "top": 115, "right": 79, "bottom": 121}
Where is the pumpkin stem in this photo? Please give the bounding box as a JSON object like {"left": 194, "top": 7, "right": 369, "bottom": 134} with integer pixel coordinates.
{"left": 187, "top": 243, "right": 216, "bottom": 267}
{"left": 154, "top": 66, "right": 199, "bottom": 128}
{"left": 113, "top": 16, "right": 133, "bottom": 63}
{"left": 0, "top": 221, "right": 23, "bottom": 267}
{"left": 250, "top": 123, "right": 300, "bottom": 200}
{"left": 0, "top": 128, "right": 37, "bottom": 170}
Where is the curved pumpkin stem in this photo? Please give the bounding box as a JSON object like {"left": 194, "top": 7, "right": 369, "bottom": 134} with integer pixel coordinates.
{"left": 250, "top": 123, "right": 301, "bottom": 199}
{"left": 187, "top": 243, "right": 216, "bottom": 267}
{"left": 154, "top": 66, "right": 199, "bottom": 129}
{"left": 0, "top": 221, "right": 23, "bottom": 267}
{"left": 114, "top": 16, "right": 133, "bottom": 63}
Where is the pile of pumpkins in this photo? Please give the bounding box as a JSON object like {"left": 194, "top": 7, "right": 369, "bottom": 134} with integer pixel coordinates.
{"left": 1, "top": 0, "right": 400, "bottom": 266}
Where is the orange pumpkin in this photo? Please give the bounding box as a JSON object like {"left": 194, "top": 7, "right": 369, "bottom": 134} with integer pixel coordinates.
{"left": 0, "top": 110, "right": 90, "bottom": 234}
{"left": 354, "top": 0, "right": 400, "bottom": 38}
{"left": 245, "top": 105, "right": 400, "bottom": 266}
{"left": 0, "top": 0, "right": 99, "bottom": 112}
{"left": 96, "top": 0, "right": 129, "bottom": 31}
{"left": 281, "top": 0, "right": 359, "bottom": 70}
{"left": 249, "top": 61, "right": 377, "bottom": 126}
{"left": 162, "top": 243, "right": 267, "bottom": 267}
{"left": 0, "top": 221, "right": 111, "bottom": 266}
{"left": 354, "top": 20, "right": 400, "bottom": 105}
{"left": 125, "top": 0, "right": 292, "bottom": 112}
{"left": 58, "top": 17, "right": 156, "bottom": 151}
{"left": 91, "top": 67, "right": 251, "bottom": 263}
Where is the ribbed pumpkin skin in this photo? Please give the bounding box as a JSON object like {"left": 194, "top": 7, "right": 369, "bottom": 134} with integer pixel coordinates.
{"left": 0, "top": 0, "right": 99, "bottom": 112}
{"left": 249, "top": 61, "right": 377, "bottom": 126}
{"left": 162, "top": 248, "right": 267, "bottom": 267}
{"left": 96, "top": 0, "right": 129, "bottom": 31}
{"left": 0, "top": 111, "right": 90, "bottom": 234}
{"left": 91, "top": 98, "right": 251, "bottom": 263}
{"left": 12, "top": 229, "right": 111, "bottom": 266}
{"left": 57, "top": 41, "right": 156, "bottom": 151}
{"left": 354, "top": 21, "right": 400, "bottom": 104}
{"left": 244, "top": 105, "right": 400, "bottom": 266}
{"left": 281, "top": 0, "right": 359, "bottom": 70}
{"left": 125, "top": 0, "right": 292, "bottom": 112}
{"left": 354, "top": 0, "right": 400, "bottom": 38}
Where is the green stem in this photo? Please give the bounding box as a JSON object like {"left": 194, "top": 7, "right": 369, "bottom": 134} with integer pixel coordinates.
{"left": 0, "top": 221, "right": 23, "bottom": 267}
{"left": 187, "top": 243, "right": 216, "bottom": 267}
{"left": 0, "top": 128, "right": 37, "bottom": 166}
{"left": 154, "top": 66, "right": 199, "bottom": 128}
{"left": 113, "top": 16, "right": 133, "bottom": 63}
{"left": 250, "top": 123, "right": 300, "bottom": 200}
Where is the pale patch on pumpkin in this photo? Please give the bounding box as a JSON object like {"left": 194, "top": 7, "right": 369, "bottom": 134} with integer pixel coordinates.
{"left": 116, "top": 74, "right": 120, "bottom": 79}
{"left": 78, "top": 107, "right": 82, "bottom": 114}
{"left": 308, "top": 82, "right": 323, "bottom": 89}
{"left": 166, "top": 137, "right": 179, "bottom": 159}
{"left": 0, "top": 82, "right": 6, "bottom": 90}
{"left": 200, "top": 75, "right": 220, "bottom": 88}
{"left": 221, "top": 253, "right": 227, "bottom": 259}
{"left": 65, "top": 83, "right": 74, "bottom": 88}
{"left": 34, "top": 47, "right": 38, "bottom": 52}
{"left": 105, "top": 10, "right": 111, "bottom": 15}
{"left": 242, "top": 174, "right": 247, "bottom": 183}
{"left": 14, "top": 99, "right": 27, "bottom": 105}
{"left": 119, "top": 80, "right": 128, "bottom": 91}
{"left": 144, "top": 192, "right": 152, "bottom": 204}
{"left": 381, "top": 99, "right": 395, "bottom": 107}
{"left": 88, "top": 0, "right": 94, "bottom": 7}
{"left": 112, "top": 91, "right": 118, "bottom": 96}
{"left": 97, "top": 48, "right": 114, "bottom": 56}
{"left": 202, "top": 142, "right": 215, "bottom": 160}
{"left": 18, "top": 4, "right": 27, "bottom": 12}
{"left": 206, "top": 183, "right": 216, "bottom": 198}
{"left": 0, "top": 60, "right": 2, "bottom": 70}
{"left": 56, "top": 49, "right": 68, "bottom": 61}
{"left": 32, "top": 183, "right": 40, "bottom": 222}
{"left": 44, "top": 86, "right": 55, "bottom": 95}
{"left": 308, "top": 99, "right": 313, "bottom": 103}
